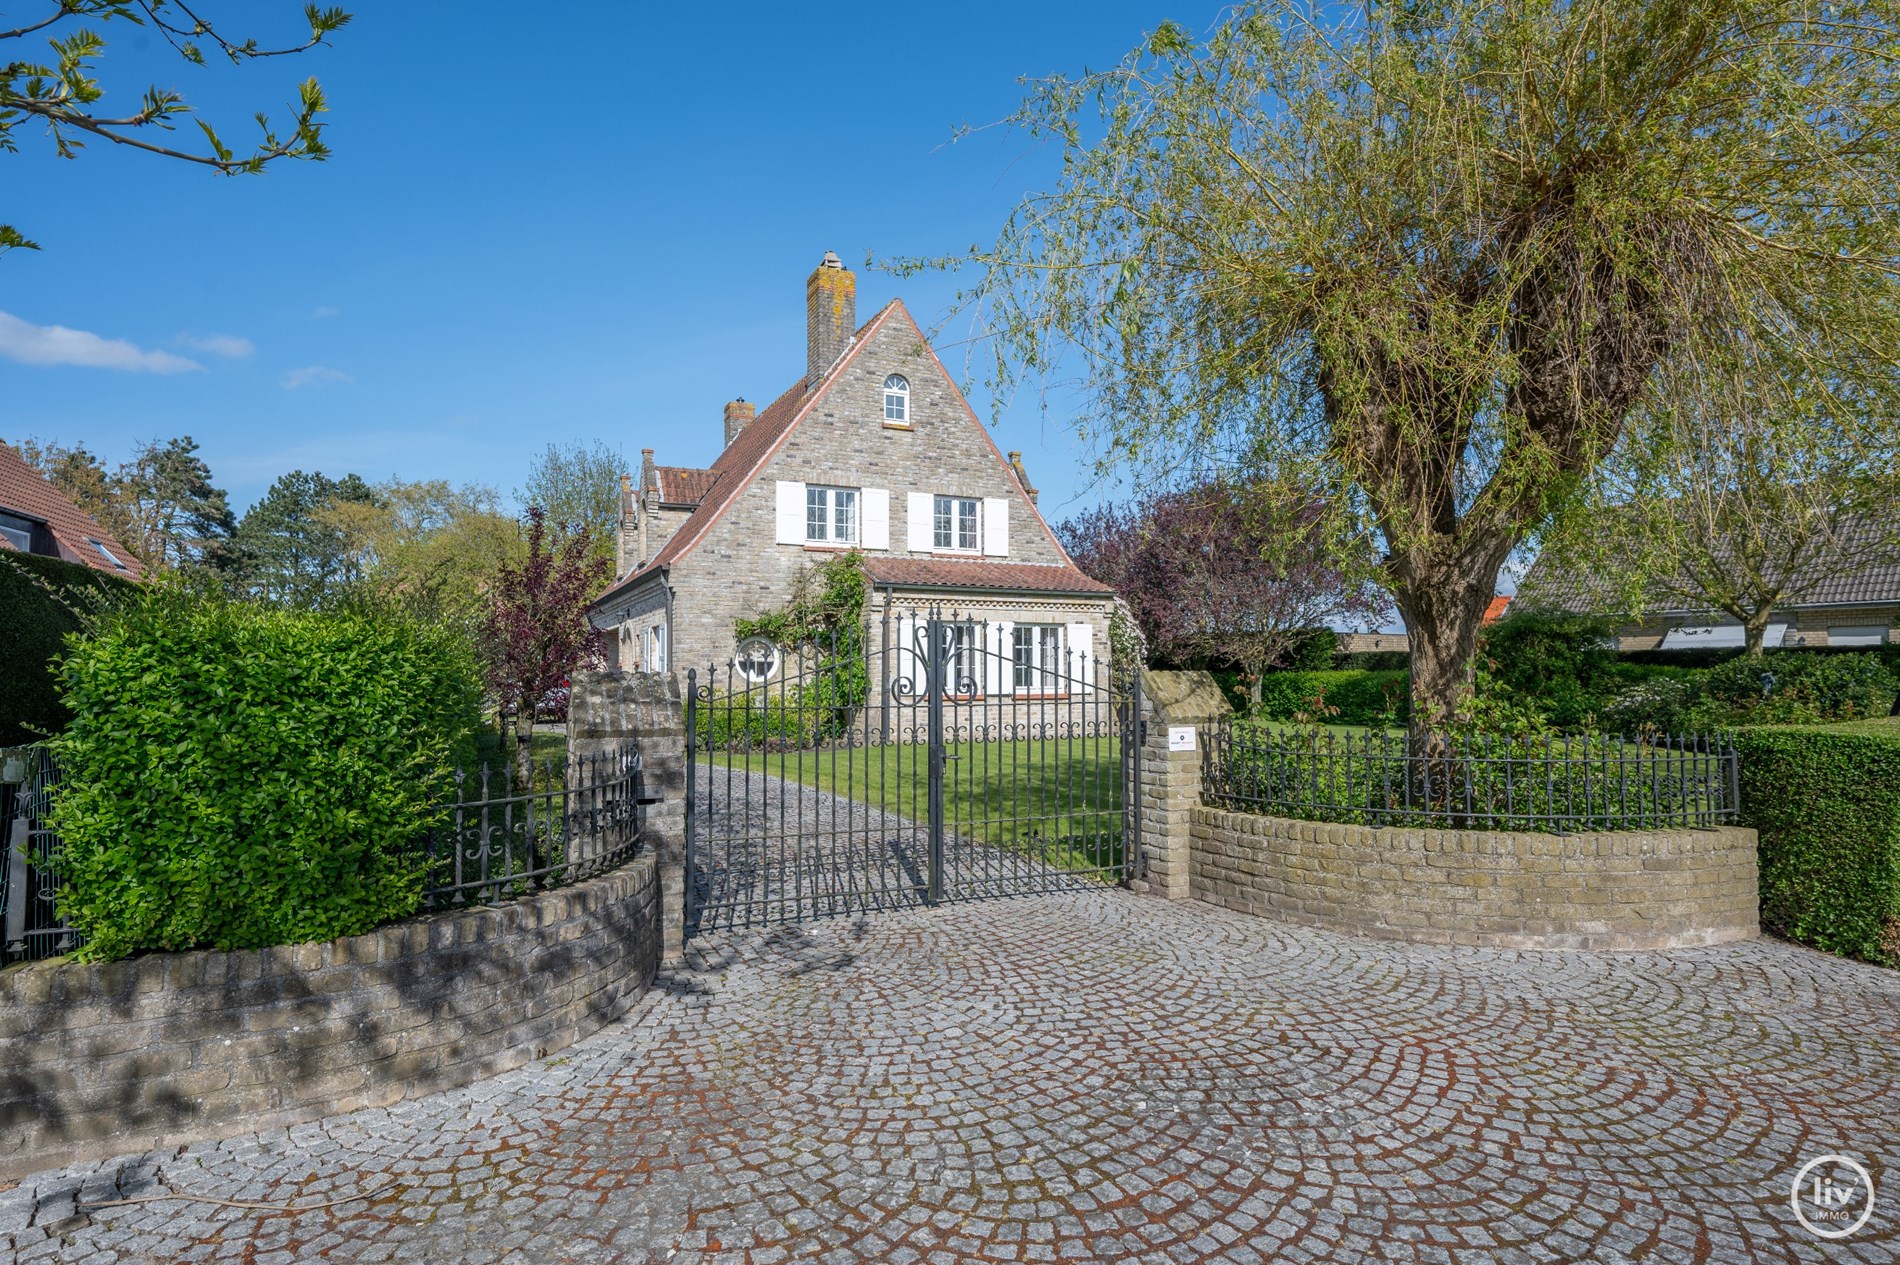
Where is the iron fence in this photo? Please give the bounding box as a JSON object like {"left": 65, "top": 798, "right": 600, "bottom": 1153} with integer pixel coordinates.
{"left": 421, "top": 747, "right": 644, "bottom": 908}
{"left": 0, "top": 743, "right": 644, "bottom": 964}
{"left": 1200, "top": 721, "right": 1740, "bottom": 833}
{"left": 2, "top": 746, "right": 81, "bottom": 964}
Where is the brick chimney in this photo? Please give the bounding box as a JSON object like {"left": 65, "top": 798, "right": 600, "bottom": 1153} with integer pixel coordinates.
{"left": 1008, "top": 451, "right": 1039, "bottom": 505}
{"left": 806, "top": 250, "right": 856, "bottom": 387}
{"left": 723, "top": 398, "right": 755, "bottom": 447}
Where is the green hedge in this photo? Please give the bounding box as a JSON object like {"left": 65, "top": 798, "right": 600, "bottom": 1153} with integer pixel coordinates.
{"left": 1735, "top": 723, "right": 1900, "bottom": 966}
{"left": 1253, "top": 669, "right": 1411, "bottom": 726}
{"left": 0, "top": 552, "right": 134, "bottom": 745}
{"left": 49, "top": 586, "right": 483, "bottom": 959}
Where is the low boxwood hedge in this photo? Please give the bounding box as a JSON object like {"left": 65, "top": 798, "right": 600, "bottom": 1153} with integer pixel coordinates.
{"left": 1252, "top": 669, "right": 1410, "bottom": 727}
{"left": 1735, "top": 721, "right": 1900, "bottom": 966}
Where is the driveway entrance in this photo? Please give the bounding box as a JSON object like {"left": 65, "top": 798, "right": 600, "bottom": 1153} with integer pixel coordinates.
{"left": 4, "top": 891, "right": 1895, "bottom": 1263}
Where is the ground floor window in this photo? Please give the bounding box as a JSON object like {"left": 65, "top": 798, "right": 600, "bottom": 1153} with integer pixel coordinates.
{"left": 647, "top": 624, "right": 667, "bottom": 673}
{"left": 1012, "top": 624, "right": 1063, "bottom": 693}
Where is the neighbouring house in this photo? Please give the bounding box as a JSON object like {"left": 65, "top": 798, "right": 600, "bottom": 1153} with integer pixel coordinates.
{"left": 589, "top": 251, "right": 1116, "bottom": 698}
{"left": 1335, "top": 596, "right": 1510, "bottom": 657}
{"left": 0, "top": 440, "right": 142, "bottom": 579}
{"left": 1515, "top": 521, "right": 1900, "bottom": 651}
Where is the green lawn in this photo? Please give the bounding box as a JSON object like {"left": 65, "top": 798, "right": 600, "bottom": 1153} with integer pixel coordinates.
{"left": 1751, "top": 716, "right": 1900, "bottom": 739}
{"left": 708, "top": 736, "right": 1127, "bottom": 871}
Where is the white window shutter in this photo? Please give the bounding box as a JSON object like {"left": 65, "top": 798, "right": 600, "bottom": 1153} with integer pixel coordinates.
{"left": 775, "top": 481, "right": 806, "bottom": 545}
{"left": 895, "top": 613, "right": 923, "bottom": 691}
{"left": 1067, "top": 621, "right": 1095, "bottom": 695}
{"left": 862, "top": 488, "right": 891, "bottom": 550}
{"left": 987, "top": 619, "right": 1015, "bottom": 696}
{"left": 906, "top": 492, "right": 934, "bottom": 552}
{"left": 983, "top": 498, "right": 1010, "bottom": 556}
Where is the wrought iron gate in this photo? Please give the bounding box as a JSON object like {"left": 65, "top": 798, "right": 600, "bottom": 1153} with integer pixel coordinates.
{"left": 684, "top": 609, "right": 1142, "bottom": 935}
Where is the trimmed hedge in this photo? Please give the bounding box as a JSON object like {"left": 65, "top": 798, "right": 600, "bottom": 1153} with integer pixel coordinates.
{"left": 1605, "top": 651, "right": 1897, "bottom": 732}
{"left": 0, "top": 552, "right": 134, "bottom": 745}
{"left": 1253, "top": 669, "right": 1410, "bottom": 727}
{"left": 48, "top": 586, "right": 484, "bottom": 960}
{"left": 1735, "top": 722, "right": 1900, "bottom": 966}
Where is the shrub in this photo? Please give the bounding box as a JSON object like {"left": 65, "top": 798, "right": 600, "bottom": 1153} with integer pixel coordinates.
{"left": 1478, "top": 609, "right": 1619, "bottom": 728}
{"left": 1604, "top": 651, "right": 1897, "bottom": 732}
{"left": 1734, "top": 724, "right": 1900, "bottom": 966}
{"left": 1253, "top": 669, "right": 1410, "bottom": 727}
{"left": 0, "top": 552, "right": 134, "bottom": 745}
{"left": 49, "top": 585, "right": 483, "bottom": 959}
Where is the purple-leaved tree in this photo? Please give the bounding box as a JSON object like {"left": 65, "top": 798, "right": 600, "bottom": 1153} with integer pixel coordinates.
{"left": 1060, "top": 481, "right": 1385, "bottom": 705}
{"left": 483, "top": 508, "right": 609, "bottom": 780}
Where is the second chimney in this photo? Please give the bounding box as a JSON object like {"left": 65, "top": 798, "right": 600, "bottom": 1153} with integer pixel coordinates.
{"left": 724, "top": 398, "right": 755, "bottom": 447}
{"left": 805, "top": 250, "right": 856, "bottom": 387}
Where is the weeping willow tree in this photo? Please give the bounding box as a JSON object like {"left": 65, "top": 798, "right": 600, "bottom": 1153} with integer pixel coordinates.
{"left": 911, "top": 0, "right": 1900, "bottom": 731}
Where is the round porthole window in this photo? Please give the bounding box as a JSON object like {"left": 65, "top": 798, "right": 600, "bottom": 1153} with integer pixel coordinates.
{"left": 735, "top": 636, "right": 780, "bottom": 684}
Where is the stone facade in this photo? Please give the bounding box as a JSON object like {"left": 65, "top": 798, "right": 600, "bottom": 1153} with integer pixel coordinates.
{"left": 1188, "top": 808, "right": 1759, "bottom": 950}
{"left": 593, "top": 256, "right": 1114, "bottom": 682}
{"left": 0, "top": 854, "right": 661, "bottom": 1182}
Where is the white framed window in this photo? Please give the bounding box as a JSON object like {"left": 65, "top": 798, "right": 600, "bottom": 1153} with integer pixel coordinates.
{"left": 1828, "top": 625, "right": 1887, "bottom": 648}
{"left": 933, "top": 494, "right": 980, "bottom": 552}
{"left": 736, "top": 636, "right": 779, "bottom": 683}
{"left": 805, "top": 485, "right": 858, "bottom": 544}
{"left": 1012, "top": 624, "right": 1064, "bottom": 693}
{"left": 942, "top": 623, "right": 980, "bottom": 696}
{"left": 883, "top": 374, "right": 910, "bottom": 424}
{"left": 647, "top": 623, "right": 667, "bottom": 672}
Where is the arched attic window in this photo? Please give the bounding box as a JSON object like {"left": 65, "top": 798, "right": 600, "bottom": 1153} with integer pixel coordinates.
{"left": 883, "top": 374, "right": 910, "bottom": 424}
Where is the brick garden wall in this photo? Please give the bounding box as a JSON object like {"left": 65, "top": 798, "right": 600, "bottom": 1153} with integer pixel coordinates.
{"left": 0, "top": 852, "right": 661, "bottom": 1182}
{"left": 1188, "top": 808, "right": 1759, "bottom": 950}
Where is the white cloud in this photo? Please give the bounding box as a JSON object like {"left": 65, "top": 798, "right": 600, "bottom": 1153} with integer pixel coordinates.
{"left": 177, "top": 332, "right": 255, "bottom": 358}
{"left": 310, "top": 306, "right": 340, "bottom": 319}
{"left": 282, "top": 364, "right": 352, "bottom": 389}
{"left": 0, "top": 310, "right": 202, "bottom": 374}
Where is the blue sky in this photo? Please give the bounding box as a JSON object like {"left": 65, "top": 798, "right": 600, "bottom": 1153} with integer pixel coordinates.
{"left": 0, "top": 2, "right": 1223, "bottom": 520}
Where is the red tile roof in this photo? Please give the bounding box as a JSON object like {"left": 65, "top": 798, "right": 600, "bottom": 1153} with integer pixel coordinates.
{"left": 0, "top": 441, "right": 143, "bottom": 578}
{"left": 863, "top": 557, "right": 1112, "bottom": 595}
{"left": 1482, "top": 595, "right": 1511, "bottom": 625}
{"left": 593, "top": 297, "right": 1101, "bottom": 607}
{"left": 654, "top": 466, "right": 718, "bottom": 506}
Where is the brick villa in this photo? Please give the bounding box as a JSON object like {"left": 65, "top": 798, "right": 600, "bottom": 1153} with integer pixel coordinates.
{"left": 589, "top": 252, "right": 1116, "bottom": 693}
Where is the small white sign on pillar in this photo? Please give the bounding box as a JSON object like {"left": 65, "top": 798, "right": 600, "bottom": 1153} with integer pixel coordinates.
{"left": 1167, "top": 725, "right": 1197, "bottom": 753}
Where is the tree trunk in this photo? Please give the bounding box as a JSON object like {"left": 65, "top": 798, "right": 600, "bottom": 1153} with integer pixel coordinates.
{"left": 1742, "top": 608, "right": 1773, "bottom": 657}
{"left": 513, "top": 704, "right": 536, "bottom": 788}
{"left": 1390, "top": 539, "right": 1512, "bottom": 739}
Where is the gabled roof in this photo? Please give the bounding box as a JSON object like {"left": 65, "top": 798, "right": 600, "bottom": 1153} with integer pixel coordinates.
{"left": 0, "top": 441, "right": 143, "bottom": 578}
{"left": 1517, "top": 510, "right": 1900, "bottom": 614}
{"left": 863, "top": 557, "right": 1113, "bottom": 595}
{"left": 653, "top": 466, "right": 718, "bottom": 507}
{"left": 593, "top": 296, "right": 1100, "bottom": 611}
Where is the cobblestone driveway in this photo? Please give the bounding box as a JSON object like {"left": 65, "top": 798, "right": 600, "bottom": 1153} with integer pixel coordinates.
{"left": 4, "top": 891, "right": 1896, "bottom": 1263}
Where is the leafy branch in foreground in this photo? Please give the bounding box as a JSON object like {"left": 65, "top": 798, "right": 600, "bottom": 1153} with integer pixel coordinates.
{"left": 0, "top": 2, "right": 350, "bottom": 253}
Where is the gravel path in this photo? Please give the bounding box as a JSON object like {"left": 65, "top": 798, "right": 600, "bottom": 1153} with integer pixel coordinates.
{"left": 3, "top": 890, "right": 1895, "bottom": 1262}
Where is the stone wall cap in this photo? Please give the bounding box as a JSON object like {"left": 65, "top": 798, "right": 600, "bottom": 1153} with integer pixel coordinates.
{"left": 1141, "top": 669, "right": 1231, "bottom": 723}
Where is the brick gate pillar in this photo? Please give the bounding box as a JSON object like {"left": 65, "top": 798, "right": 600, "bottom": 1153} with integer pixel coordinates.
{"left": 569, "top": 670, "right": 686, "bottom": 961}
{"left": 1137, "top": 670, "right": 1231, "bottom": 900}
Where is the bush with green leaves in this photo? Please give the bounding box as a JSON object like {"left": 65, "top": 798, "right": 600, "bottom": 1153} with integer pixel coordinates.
{"left": 1603, "top": 651, "right": 1897, "bottom": 733}
{"left": 1252, "top": 669, "right": 1410, "bottom": 727}
{"left": 0, "top": 552, "right": 133, "bottom": 745}
{"left": 1735, "top": 723, "right": 1900, "bottom": 966}
{"left": 49, "top": 584, "right": 483, "bottom": 959}
{"left": 1478, "top": 610, "right": 1620, "bottom": 728}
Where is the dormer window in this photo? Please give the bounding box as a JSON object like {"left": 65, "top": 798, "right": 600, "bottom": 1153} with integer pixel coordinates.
{"left": 883, "top": 374, "right": 910, "bottom": 424}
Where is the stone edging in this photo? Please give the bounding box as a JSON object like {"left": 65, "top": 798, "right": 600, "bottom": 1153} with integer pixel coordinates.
{"left": 0, "top": 852, "right": 661, "bottom": 1183}
{"left": 1189, "top": 806, "right": 1759, "bottom": 951}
